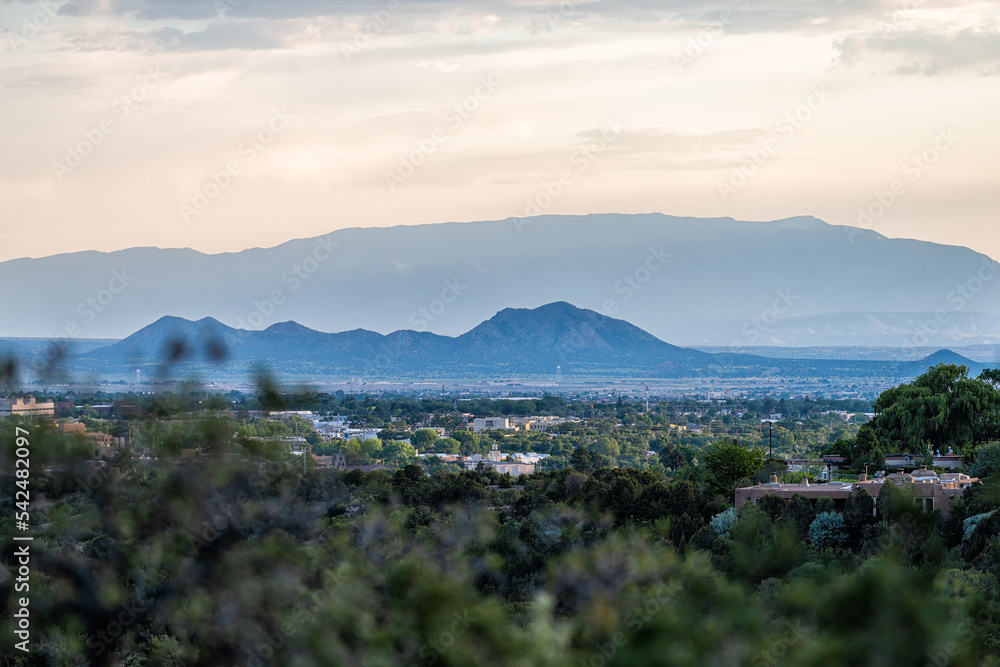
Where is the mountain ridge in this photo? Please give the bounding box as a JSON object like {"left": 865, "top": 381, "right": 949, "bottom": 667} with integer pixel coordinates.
{"left": 4, "top": 213, "right": 1000, "bottom": 346}
{"left": 67, "top": 301, "right": 989, "bottom": 381}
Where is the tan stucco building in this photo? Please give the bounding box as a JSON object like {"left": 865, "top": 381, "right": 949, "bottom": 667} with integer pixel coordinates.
{"left": 1, "top": 396, "right": 55, "bottom": 417}
{"left": 735, "top": 468, "right": 978, "bottom": 518}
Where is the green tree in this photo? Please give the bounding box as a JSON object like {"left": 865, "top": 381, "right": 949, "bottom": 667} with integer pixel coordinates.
{"left": 570, "top": 447, "right": 609, "bottom": 474}
{"left": 809, "top": 512, "right": 847, "bottom": 550}
{"left": 969, "top": 441, "right": 1000, "bottom": 478}
{"left": 593, "top": 436, "right": 620, "bottom": 458}
{"left": 382, "top": 440, "right": 416, "bottom": 464}
{"left": 873, "top": 363, "right": 1000, "bottom": 453}
{"left": 411, "top": 428, "right": 439, "bottom": 451}
{"left": 435, "top": 437, "right": 461, "bottom": 455}
{"left": 658, "top": 441, "right": 688, "bottom": 470}
{"left": 703, "top": 439, "right": 765, "bottom": 497}
{"left": 452, "top": 430, "right": 483, "bottom": 456}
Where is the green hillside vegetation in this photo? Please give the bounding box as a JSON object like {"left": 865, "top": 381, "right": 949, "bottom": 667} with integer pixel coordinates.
{"left": 4, "top": 365, "right": 1000, "bottom": 664}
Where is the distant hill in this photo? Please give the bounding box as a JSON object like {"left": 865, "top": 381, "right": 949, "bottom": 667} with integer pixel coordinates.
{"left": 70, "top": 302, "right": 993, "bottom": 381}
{"left": 3, "top": 213, "right": 1000, "bottom": 348}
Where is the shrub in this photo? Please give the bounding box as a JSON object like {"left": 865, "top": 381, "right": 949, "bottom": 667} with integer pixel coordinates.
{"left": 809, "top": 512, "right": 847, "bottom": 550}
{"left": 710, "top": 507, "right": 738, "bottom": 537}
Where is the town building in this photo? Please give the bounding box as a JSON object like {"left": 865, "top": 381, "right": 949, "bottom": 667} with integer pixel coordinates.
{"left": 0, "top": 396, "right": 55, "bottom": 417}
{"left": 56, "top": 421, "right": 86, "bottom": 436}
{"left": 330, "top": 450, "right": 391, "bottom": 473}
{"left": 507, "top": 416, "right": 575, "bottom": 431}
{"left": 463, "top": 443, "right": 536, "bottom": 476}
{"left": 735, "top": 468, "right": 979, "bottom": 518}
{"left": 472, "top": 417, "right": 511, "bottom": 432}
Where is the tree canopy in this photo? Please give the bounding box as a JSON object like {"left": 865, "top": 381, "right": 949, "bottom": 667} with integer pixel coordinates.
{"left": 872, "top": 363, "right": 1000, "bottom": 453}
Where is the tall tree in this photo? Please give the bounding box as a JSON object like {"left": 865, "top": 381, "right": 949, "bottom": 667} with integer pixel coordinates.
{"left": 703, "top": 439, "right": 765, "bottom": 497}
{"left": 872, "top": 364, "right": 1000, "bottom": 453}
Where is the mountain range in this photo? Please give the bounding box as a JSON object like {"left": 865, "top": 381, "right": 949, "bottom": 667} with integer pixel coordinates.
{"left": 24, "top": 301, "right": 989, "bottom": 382}
{"left": 4, "top": 213, "right": 1000, "bottom": 347}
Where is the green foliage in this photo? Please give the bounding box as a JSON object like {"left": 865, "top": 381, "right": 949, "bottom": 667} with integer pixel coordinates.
{"left": 873, "top": 364, "right": 1000, "bottom": 453}
{"left": 658, "top": 441, "right": 688, "bottom": 470}
{"left": 411, "top": 428, "right": 440, "bottom": 450}
{"left": 435, "top": 437, "right": 461, "bottom": 454}
{"left": 381, "top": 439, "right": 416, "bottom": 463}
{"left": 710, "top": 507, "right": 737, "bottom": 536}
{"left": 809, "top": 512, "right": 848, "bottom": 550}
{"left": 703, "top": 439, "right": 765, "bottom": 496}
{"left": 569, "top": 446, "right": 609, "bottom": 474}
{"left": 7, "top": 382, "right": 1000, "bottom": 666}
{"left": 782, "top": 493, "right": 817, "bottom": 538}
{"left": 971, "top": 441, "right": 1000, "bottom": 478}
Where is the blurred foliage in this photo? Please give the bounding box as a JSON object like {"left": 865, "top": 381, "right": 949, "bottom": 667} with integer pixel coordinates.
{"left": 4, "top": 375, "right": 1000, "bottom": 666}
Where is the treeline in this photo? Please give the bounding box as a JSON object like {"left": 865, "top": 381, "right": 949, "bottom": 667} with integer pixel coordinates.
{"left": 826, "top": 364, "right": 1000, "bottom": 470}
{"left": 5, "top": 410, "right": 1000, "bottom": 665}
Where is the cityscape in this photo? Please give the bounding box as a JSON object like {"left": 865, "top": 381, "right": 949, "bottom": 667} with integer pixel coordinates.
{"left": 3, "top": 0, "right": 1000, "bottom": 665}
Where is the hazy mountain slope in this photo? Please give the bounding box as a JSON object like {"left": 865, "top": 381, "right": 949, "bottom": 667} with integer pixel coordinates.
{"left": 78, "top": 302, "right": 733, "bottom": 378}
{"left": 73, "top": 302, "right": 991, "bottom": 381}
{"left": 4, "top": 214, "right": 999, "bottom": 346}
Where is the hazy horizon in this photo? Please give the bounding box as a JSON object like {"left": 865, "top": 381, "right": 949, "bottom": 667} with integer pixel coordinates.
{"left": 2, "top": 0, "right": 999, "bottom": 263}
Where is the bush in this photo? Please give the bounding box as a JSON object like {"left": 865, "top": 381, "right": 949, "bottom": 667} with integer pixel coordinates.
{"left": 969, "top": 441, "right": 1000, "bottom": 479}
{"left": 710, "top": 508, "right": 738, "bottom": 537}
{"left": 809, "top": 512, "right": 847, "bottom": 550}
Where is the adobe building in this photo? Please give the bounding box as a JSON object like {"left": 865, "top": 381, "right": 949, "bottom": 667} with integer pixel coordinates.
{"left": 463, "top": 443, "right": 536, "bottom": 476}
{"left": 735, "top": 468, "right": 978, "bottom": 518}
{"left": 1, "top": 396, "right": 55, "bottom": 417}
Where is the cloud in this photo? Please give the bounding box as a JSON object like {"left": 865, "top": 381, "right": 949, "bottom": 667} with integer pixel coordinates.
{"left": 45, "top": 0, "right": 965, "bottom": 35}
{"left": 59, "top": 21, "right": 298, "bottom": 52}
{"left": 837, "top": 27, "right": 1000, "bottom": 75}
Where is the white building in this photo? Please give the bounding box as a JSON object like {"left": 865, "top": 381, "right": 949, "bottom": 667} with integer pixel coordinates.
{"left": 472, "top": 417, "right": 510, "bottom": 432}
{"left": 463, "top": 443, "right": 536, "bottom": 475}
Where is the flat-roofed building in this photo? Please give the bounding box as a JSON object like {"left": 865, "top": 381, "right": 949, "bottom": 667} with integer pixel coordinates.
{"left": 735, "top": 468, "right": 978, "bottom": 518}
{"left": 0, "top": 396, "right": 55, "bottom": 417}
{"left": 463, "top": 443, "right": 536, "bottom": 475}
{"left": 472, "top": 417, "right": 510, "bottom": 432}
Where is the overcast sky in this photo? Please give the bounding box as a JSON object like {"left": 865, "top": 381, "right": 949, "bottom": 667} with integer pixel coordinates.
{"left": 1, "top": 0, "right": 998, "bottom": 263}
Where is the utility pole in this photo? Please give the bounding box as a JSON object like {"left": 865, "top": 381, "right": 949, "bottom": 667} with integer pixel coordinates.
{"left": 761, "top": 419, "right": 774, "bottom": 460}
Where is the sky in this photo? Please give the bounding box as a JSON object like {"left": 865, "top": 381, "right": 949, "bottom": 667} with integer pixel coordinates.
{"left": 1, "top": 0, "right": 999, "bottom": 264}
